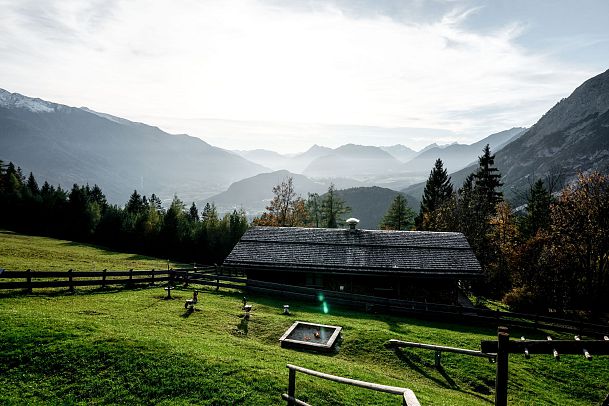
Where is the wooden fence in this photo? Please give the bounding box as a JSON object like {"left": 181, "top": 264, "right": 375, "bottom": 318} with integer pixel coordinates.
{"left": 1, "top": 267, "right": 607, "bottom": 336}
{"left": 481, "top": 327, "right": 609, "bottom": 406}
{"left": 282, "top": 364, "right": 421, "bottom": 406}
{"left": 0, "top": 267, "right": 217, "bottom": 292}
{"left": 386, "top": 339, "right": 496, "bottom": 368}
{"left": 234, "top": 277, "right": 609, "bottom": 336}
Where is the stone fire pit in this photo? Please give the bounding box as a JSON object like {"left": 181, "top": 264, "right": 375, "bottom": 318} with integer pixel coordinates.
{"left": 279, "top": 321, "right": 342, "bottom": 353}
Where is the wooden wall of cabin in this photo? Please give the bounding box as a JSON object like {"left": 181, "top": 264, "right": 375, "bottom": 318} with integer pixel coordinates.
{"left": 245, "top": 269, "right": 459, "bottom": 304}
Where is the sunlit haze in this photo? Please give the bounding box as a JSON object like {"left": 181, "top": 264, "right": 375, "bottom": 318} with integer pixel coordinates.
{"left": 1, "top": 0, "right": 608, "bottom": 153}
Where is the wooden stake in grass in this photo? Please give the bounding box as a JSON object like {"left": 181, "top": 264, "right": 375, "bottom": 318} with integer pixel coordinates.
{"left": 575, "top": 336, "right": 592, "bottom": 360}
{"left": 547, "top": 336, "right": 560, "bottom": 361}
{"left": 521, "top": 337, "right": 530, "bottom": 359}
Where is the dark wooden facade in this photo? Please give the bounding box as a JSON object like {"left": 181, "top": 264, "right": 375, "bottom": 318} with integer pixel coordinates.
{"left": 223, "top": 227, "right": 482, "bottom": 304}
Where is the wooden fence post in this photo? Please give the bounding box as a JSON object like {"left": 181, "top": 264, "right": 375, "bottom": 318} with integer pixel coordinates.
{"left": 287, "top": 367, "right": 296, "bottom": 406}
{"left": 495, "top": 326, "right": 509, "bottom": 406}
{"left": 215, "top": 264, "right": 220, "bottom": 291}
{"left": 150, "top": 269, "right": 155, "bottom": 286}
{"left": 26, "top": 269, "right": 32, "bottom": 293}
{"left": 102, "top": 269, "right": 107, "bottom": 289}
{"left": 184, "top": 269, "right": 189, "bottom": 288}
{"left": 68, "top": 269, "right": 74, "bottom": 293}
{"left": 434, "top": 350, "right": 442, "bottom": 369}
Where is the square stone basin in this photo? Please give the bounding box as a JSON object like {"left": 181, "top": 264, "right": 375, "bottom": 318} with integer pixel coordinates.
{"left": 279, "top": 321, "right": 342, "bottom": 352}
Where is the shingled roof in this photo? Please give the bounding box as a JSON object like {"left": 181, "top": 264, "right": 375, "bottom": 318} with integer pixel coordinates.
{"left": 224, "top": 227, "right": 482, "bottom": 277}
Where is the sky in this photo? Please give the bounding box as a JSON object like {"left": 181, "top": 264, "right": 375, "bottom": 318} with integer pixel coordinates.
{"left": 1, "top": 0, "right": 608, "bottom": 153}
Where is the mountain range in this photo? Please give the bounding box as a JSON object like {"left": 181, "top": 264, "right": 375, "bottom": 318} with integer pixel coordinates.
{"left": 0, "top": 89, "right": 267, "bottom": 203}
{"left": 2, "top": 68, "right": 608, "bottom": 220}
{"left": 403, "top": 68, "right": 609, "bottom": 201}
{"left": 401, "top": 127, "right": 526, "bottom": 174}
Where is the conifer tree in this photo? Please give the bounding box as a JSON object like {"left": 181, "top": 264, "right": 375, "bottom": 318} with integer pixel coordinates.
{"left": 474, "top": 144, "right": 503, "bottom": 210}
{"left": 202, "top": 202, "right": 219, "bottom": 225}
{"left": 188, "top": 202, "right": 200, "bottom": 222}
{"left": 126, "top": 190, "right": 145, "bottom": 214}
{"left": 380, "top": 194, "right": 415, "bottom": 230}
{"left": 26, "top": 172, "right": 39, "bottom": 195}
{"left": 321, "top": 184, "right": 350, "bottom": 228}
{"left": 149, "top": 194, "right": 163, "bottom": 212}
{"left": 305, "top": 192, "right": 322, "bottom": 227}
{"left": 416, "top": 158, "right": 453, "bottom": 229}
{"left": 524, "top": 179, "right": 552, "bottom": 237}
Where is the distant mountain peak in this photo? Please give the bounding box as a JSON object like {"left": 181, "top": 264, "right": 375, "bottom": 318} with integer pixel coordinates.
{"left": 306, "top": 144, "right": 331, "bottom": 153}
{"left": 0, "top": 88, "right": 58, "bottom": 113}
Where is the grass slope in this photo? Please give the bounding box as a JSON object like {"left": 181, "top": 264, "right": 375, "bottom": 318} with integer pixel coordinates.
{"left": 1, "top": 233, "right": 608, "bottom": 405}
{"left": 0, "top": 230, "right": 179, "bottom": 271}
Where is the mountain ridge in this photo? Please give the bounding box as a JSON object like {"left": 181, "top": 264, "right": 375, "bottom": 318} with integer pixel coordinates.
{"left": 403, "top": 69, "right": 609, "bottom": 202}
{"left": 0, "top": 88, "right": 267, "bottom": 204}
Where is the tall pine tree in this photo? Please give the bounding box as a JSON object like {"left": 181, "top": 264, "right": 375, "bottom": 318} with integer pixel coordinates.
{"left": 416, "top": 158, "right": 453, "bottom": 229}
{"left": 473, "top": 144, "right": 503, "bottom": 211}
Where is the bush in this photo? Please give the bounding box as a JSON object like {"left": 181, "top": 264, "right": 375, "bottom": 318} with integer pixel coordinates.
{"left": 502, "top": 287, "right": 538, "bottom": 312}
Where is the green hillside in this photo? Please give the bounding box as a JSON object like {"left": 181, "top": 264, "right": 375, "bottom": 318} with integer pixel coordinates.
{"left": 1, "top": 232, "right": 608, "bottom": 405}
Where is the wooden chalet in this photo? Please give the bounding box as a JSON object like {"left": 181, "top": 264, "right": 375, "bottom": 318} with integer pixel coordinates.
{"left": 223, "top": 225, "right": 482, "bottom": 304}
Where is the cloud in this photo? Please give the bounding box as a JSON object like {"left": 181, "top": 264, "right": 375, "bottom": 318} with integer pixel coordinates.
{"left": 0, "top": 0, "right": 600, "bottom": 152}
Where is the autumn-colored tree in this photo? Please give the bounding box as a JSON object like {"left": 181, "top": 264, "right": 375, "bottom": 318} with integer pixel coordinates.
{"left": 544, "top": 171, "right": 609, "bottom": 309}
{"left": 487, "top": 201, "right": 520, "bottom": 296}
{"left": 252, "top": 177, "right": 308, "bottom": 227}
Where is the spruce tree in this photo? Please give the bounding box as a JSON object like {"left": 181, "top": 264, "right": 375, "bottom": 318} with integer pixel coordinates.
{"left": 473, "top": 144, "right": 503, "bottom": 210}
{"left": 380, "top": 194, "right": 415, "bottom": 230}
{"left": 321, "top": 184, "right": 350, "bottom": 228}
{"left": 26, "top": 172, "right": 39, "bottom": 195}
{"left": 126, "top": 190, "right": 145, "bottom": 214}
{"left": 416, "top": 158, "right": 453, "bottom": 229}
{"left": 188, "top": 202, "right": 200, "bottom": 222}
{"left": 524, "top": 179, "right": 552, "bottom": 237}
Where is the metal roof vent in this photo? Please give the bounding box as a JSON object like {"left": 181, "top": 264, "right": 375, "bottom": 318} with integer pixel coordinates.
{"left": 346, "top": 218, "right": 360, "bottom": 230}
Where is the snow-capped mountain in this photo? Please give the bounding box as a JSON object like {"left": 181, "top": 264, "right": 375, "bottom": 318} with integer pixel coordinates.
{"left": 0, "top": 89, "right": 268, "bottom": 204}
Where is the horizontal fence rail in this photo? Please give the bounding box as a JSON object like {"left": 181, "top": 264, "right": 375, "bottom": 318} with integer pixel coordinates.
{"left": 0, "top": 267, "right": 216, "bottom": 291}
{"left": 483, "top": 327, "right": 609, "bottom": 406}
{"left": 283, "top": 364, "right": 421, "bottom": 406}
{"left": 386, "top": 339, "right": 496, "bottom": 367}
{"left": 1, "top": 267, "right": 607, "bottom": 335}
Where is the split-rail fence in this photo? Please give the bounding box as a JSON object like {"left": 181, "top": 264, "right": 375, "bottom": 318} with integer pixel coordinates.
{"left": 1, "top": 267, "right": 607, "bottom": 336}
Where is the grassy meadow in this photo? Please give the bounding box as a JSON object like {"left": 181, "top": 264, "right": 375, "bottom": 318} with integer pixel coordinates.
{"left": 1, "top": 231, "right": 608, "bottom": 405}
{"left": 0, "top": 230, "right": 182, "bottom": 271}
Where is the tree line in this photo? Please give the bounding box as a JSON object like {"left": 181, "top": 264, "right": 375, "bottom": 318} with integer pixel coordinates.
{"left": 0, "top": 161, "right": 247, "bottom": 265}
{"left": 414, "top": 146, "right": 609, "bottom": 314}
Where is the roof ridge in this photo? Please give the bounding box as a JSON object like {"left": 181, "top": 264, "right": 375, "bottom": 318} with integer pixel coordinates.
{"left": 238, "top": 239, "right": 472, "bottom": 250}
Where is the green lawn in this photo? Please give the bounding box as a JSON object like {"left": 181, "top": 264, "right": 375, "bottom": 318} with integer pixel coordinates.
{"left": 1, "top": 232, "right": 608, "bottom": 405}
